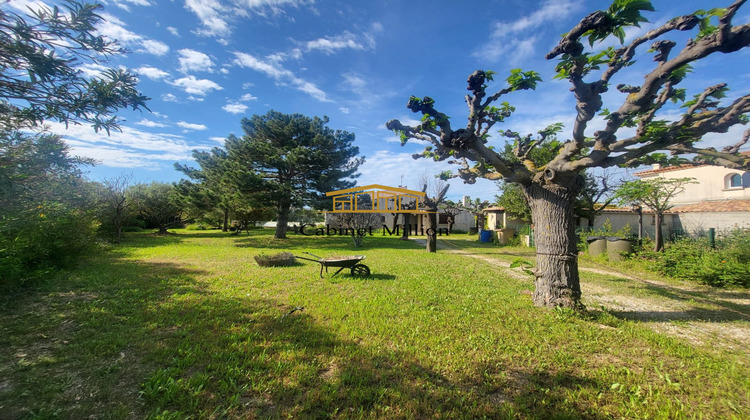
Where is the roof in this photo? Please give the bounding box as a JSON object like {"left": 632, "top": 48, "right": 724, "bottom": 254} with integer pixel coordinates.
{"left": 634, "top": 151, "right": 750, "bottom": 177}
{"left": 633, "top": 164, "right": 705, "bottom": 177}
{"left": 483, "top": 206, "right": 505, "bottom": 212}
{"left": 672, "top": 199, "right": 750, "bottom": 213}
{"left": 326, "top": 184, "right": 425, "bottom": 197}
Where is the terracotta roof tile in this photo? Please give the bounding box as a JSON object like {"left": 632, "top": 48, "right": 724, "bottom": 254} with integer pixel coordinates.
{"left": 633, "top": 164, "right": 705, "bottom": 177}
{"left": 672, "top": 199, "right": 750, "bottom": 213}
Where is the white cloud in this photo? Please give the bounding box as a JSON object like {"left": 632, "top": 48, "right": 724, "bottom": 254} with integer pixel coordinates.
{"left": 167, "top": 26, "right": 180, "bottom": 36}
{"left": 107, "top": 0, "right": 152, "bottom": 10}
{"left": 135, "top": 66, "right": 170, "bottom": 80}
{"left": 184, "top": 0, "right": 232, "bottom": 38}
{"left": 239, "top": 93, "right": 258, "bottom": 101}
{"left": 136, "top": 119, "right": 168, "bottom": 128}
{"left": 210, "top": 136, "right": 226, "bottom": 143}
{"left": 96, "top": 13, "right": 169, "bottom": 56}
{"left": 233, "top": 51, "right": 330, "bottom": 102}
{"left": 139, "top": 39, "right": 170, "bottom": 56}
{"left": 222, "top": 103, "right": 248, "bottom": 114}
{"left": 185, "top": 0, "right": 312, "bottom": 39}
{"left": 474, "top": 0, "right": 583, "bottom": 62}
{"left": 44, "top": 122, "right": 195, "bottom": 169}
{"left": 171, "top": 75, "right": 223, "bottom": 96}
{"left": 162, "top": 93, "right": 179, "bottom": 102}
{"left": 177, "top": 48, "right": 215, "bottom": 73}
{"left": 303, "top": 31, "right": 374, "bottom": 54}
{"left": 339, "top": 107, "right": 350, "bottom": 114}
{"left": 177, "top": 121, "right": 208, "bottom": 131}
{"left": 76, "top": 63, "right": 110, "bottom": 78}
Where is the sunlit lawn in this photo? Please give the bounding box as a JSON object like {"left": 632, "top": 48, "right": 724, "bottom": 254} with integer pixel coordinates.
{"left": 1, "top": 229, "right": 749, "bottom": 419}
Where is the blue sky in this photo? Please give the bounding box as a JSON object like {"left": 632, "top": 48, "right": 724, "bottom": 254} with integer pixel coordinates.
{"left": 6, "top": 0, "right": 750, "bottom": 202}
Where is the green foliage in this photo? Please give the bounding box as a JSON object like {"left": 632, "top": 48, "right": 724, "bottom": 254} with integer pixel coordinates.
{"left": 229, "top": 110, "right": 364, "bottom": 237}
{"left": 554, "top": 48, "right": 617, "bottom": 80}
{"left": 694, "top": 8, "right": 728, "bottom": 39}
{"left": 681, "top": 85, "right": 728, "bottom": 110}
{"left": 638, "top": 230, "right": 750, "bottom": 287}
{"left": 615, "top": 177, "right": 696, "bottom": 213}
{"left": 0, "top": 132, "right": 98, "bottom": 284}
{"left": 0, "top": 1, "right": 149, "bottom": 132}
{"left": 584, "top": 0, "right": 655, "bottom": 46}
{"left": 495, "top": 182, "right": 532, "bottom": 223}
{"left": 506, "top": 69, "right": 542, "bottom": 91}
{"left": 128, "top": 182, "right": 182, "bottom": 234}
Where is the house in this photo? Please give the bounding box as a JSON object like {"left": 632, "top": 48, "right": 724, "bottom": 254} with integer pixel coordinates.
{"left": 484, "top": 207, "right": 527, "bottom": 232}
{"left": 632, "top": 158, "right": 750, "bottom": 235}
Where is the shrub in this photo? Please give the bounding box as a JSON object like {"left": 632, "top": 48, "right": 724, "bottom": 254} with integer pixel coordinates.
{"left": 639, "top": 230, "right": 750, "bottom": 287}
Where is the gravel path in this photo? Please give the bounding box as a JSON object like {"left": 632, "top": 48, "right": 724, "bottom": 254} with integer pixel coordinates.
{"left": 412, "top": 238, "right": 750, "bottom": 352}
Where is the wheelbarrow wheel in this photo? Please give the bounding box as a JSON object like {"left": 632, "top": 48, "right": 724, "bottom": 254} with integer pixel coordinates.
{"left": 351, "top": 264, "right": 370, "bottom": 277}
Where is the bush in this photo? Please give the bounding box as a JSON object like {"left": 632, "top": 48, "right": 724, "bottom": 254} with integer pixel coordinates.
{"left": 1, "top": 202, "right": 98, "bottom": 284}
{"left": 639, "top": 229, "right": 750, "bottom": 287}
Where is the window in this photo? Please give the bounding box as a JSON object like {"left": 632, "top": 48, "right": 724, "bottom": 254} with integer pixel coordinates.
{"left": 726, "top": 173, "right": 743, "bottom": 189}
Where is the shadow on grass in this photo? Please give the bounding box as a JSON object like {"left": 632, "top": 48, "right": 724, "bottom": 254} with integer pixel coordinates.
{"left": 610, "top": 308, "right": 750, "bottom": 323}
{"left": 1, "top": 247, "right": 610, "bottom": 419}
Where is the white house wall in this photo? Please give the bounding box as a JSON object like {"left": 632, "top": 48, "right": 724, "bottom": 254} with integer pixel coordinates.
{"left": 640, "top": 165, "right": 750, "bottom": 205}
{"left": 674, "top": 212, "right": 750, "bottom": 236}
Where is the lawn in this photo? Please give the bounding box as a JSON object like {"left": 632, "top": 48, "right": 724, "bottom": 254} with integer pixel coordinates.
{"left": 1, "top": 229, "right": 749, "bottom": 419}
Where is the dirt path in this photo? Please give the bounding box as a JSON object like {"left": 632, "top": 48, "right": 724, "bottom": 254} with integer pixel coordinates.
{"left": 412, "top": 238, "right": 750, "bottom": 353}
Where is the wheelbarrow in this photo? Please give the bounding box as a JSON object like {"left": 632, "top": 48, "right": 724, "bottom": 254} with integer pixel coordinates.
{"left": 295, "top": 252, "right": 370, "bottom": 278}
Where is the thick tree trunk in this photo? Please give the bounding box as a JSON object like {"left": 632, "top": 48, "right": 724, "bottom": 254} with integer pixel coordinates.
{"left": 587, "top": 217, "right": 594, "bottom": 230}
{"left": 275, "top": 197, "right": 291, "bottom": 239}
{"left": 524, "top": 180, "right": 583, "bottom": 309}
{"left": 222, "top": 207, "right": 229, "bottom": 232}
{"left": 654, "top": 212, "right": 664, "bottom": 252}
{"left": 425, "top": 211, "right": 437, "bottom": 253}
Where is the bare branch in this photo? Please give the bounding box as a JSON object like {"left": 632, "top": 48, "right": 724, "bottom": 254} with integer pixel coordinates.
{"left": 722, "top": 128, "right": 750, "bottom": 154}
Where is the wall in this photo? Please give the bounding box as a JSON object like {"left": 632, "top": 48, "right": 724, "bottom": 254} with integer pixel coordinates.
{"left": 674, "top": 212, "right": 750, "bottom": 236}
{"left": 586, "top": 211, "right": 675, "bottom": 239}
{"left": 640, "top": 165, "right": 750, "bottom": 205}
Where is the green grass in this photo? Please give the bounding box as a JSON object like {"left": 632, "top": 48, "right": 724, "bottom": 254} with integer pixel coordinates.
{"left": 1, "top": 229, "right": 749, "bottom": 419}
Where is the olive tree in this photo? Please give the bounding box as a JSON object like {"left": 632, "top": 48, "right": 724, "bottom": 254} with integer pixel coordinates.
{"left": 387, "top": 0, "right": 750, "bottom": 309}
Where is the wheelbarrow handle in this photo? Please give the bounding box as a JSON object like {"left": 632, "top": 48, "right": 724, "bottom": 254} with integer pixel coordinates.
{"left": 302, "top": 251, "right": 323, "bottom": 259}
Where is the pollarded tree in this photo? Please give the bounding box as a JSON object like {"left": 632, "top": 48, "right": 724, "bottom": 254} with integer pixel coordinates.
{"left": 615, "top": 177, "right": 697, "bottom": 252}
{"left": 387, "top": 0, "right": 750, "bottom": 309}
{"left": 416, "top": 174, "right": 449, "bottom": 253}
{"left": 0, "top": 1, "right": 149, "bottom": 132}
{"left": 229, "top": 110, "right": 364, "bottom": 239}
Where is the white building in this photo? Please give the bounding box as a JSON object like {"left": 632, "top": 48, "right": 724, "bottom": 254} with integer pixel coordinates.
{"left": 632, "top": 158, "right": 750, "bottom": 235}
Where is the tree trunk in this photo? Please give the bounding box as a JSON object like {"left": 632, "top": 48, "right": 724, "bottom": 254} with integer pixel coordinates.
{"left": 425, "top": 211, "right": 437, "bottom": 253}
{"left": 653, "top": 212, "right": 664, "bottom": 252}
{"left": 275, "top": 197, "right": 291, "bottom": 239}
{"left": 222, "top": 207, "right": 229, "bottom": 232}
{"left": 587, "top": 216, "right": 594, "bottom": 230}
{"left": 524, "top": 180, "right": 583, "bottom": 309}
{"left": 401, "top": 213, "right": 409, "bottom": 240}
{"left": 114, "top": 204, "right": 123, "bottom": 243}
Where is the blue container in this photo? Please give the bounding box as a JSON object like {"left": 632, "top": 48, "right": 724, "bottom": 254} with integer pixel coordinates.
{"left": 479, "top": 229, "right": 492, "bottom": 243}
